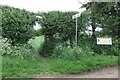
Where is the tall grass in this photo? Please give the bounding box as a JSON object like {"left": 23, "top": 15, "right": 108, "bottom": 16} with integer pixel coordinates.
{"left": 49, "top": 55, "right": 118, "bottom": 74}
{"left": 2, "top": 54, "right": 118, "bottom": 77}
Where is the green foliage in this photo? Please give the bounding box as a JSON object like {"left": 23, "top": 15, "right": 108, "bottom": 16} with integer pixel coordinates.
{"left": 2, "top": 36, "right": 118, "bottom": 78}
{"left": 1, "top": 5, "right": 36, "bottom": 45}
{"left": 77, "top": 34, "right": 119, "bottom": 56}
{"left": 52, "top": 43, "right": 79, "bottom": 60}
{"left": 79, "top": 2, "right": 119, "bottom": 55}
{"left": 39, "top": 3, "right": 119, "bottom": 56}
{"left": 51, "top": 41, "right": 94, "bottom": 60}
{"left": 2, "top": 55, "right": 118, "bottom": 77}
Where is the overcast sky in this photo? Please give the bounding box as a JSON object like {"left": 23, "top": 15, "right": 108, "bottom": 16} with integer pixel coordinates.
{"left": 0, "top": 0, "right": 88, "bottom": 12}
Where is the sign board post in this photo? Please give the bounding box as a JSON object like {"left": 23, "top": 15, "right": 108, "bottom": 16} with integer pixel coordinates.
{"left": 72, "top": 13, "right": 81, "bottom": 46}
{"left": 97, "top": 37, "right": 112, "bottom": 45}
{"left": 97, "top": 37, "right": 112, "bottom": 54}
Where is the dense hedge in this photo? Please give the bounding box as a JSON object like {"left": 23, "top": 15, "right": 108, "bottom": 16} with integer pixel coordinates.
{"left": 1, "top": 5, "right": 119, "bottom": 56}
{"left": 1, "top": 5, "right": 36, "bottom": 45}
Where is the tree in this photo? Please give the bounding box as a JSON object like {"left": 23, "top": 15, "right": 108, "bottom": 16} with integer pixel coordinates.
{"left": 81, "top": 2, "right": 120, "bottom": 38}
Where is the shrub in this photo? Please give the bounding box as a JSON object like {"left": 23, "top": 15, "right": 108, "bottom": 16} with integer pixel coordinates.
{"left": 1, "top": 39, "right": 38, "bottom": 60}
{"left": 51, "top": 41, "right": 94, "bottom": 60}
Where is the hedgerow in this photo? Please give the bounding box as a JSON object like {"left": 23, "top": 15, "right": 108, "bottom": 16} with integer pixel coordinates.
{"left": 1, "top": 5, "right": 36, "bottom": 45}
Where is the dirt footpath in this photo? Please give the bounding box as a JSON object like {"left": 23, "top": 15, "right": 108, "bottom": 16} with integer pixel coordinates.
{"left": 36, "top": 66, "right": 118, "bottom": 78}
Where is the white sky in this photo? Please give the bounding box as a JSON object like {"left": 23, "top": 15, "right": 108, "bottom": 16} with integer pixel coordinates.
{"left": 0, "top": 0, "right": 88, "bottom": 13}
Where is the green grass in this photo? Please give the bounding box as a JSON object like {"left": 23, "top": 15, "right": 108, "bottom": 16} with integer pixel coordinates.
{"left": 48, "top": 55, "right": 118, "bottom": 74}
{"left": 2, "top": 56, "right": 42, "bottom": 78}
{"left": 2, "top": 55, "right": 118, "bottom": 78}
